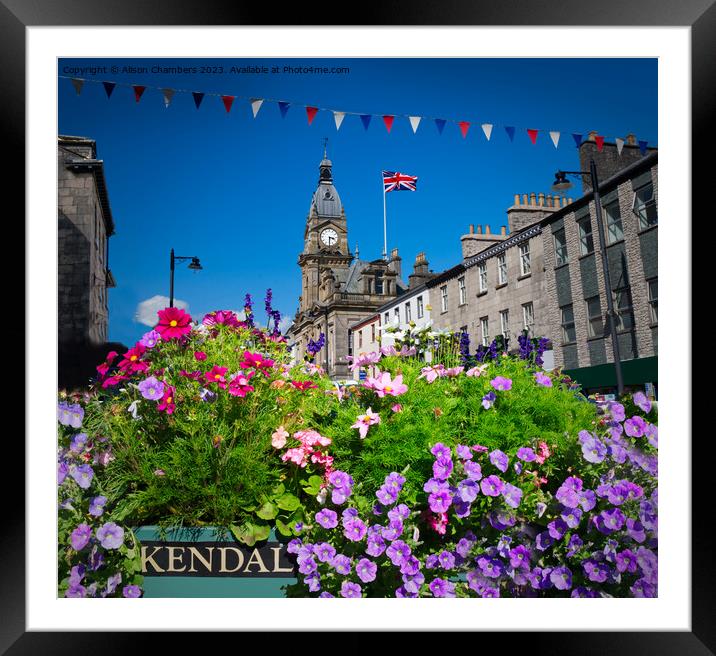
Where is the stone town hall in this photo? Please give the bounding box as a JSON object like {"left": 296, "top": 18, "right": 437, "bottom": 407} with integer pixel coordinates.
{"left": 287, "top": 153, "right": 432, "bottom": 379}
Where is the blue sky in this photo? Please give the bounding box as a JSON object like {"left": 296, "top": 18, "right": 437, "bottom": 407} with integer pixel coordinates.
{"left": 58, "top": 57, "right": 657, "bottom": 347}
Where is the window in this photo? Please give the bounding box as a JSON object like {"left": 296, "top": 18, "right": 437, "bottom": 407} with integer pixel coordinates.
{"left": 417, "top": 295, "right": 424, "bottom": 318}
{"left": 359, "top": 330, "right": 363, "bottom": 349}
{"left": 394, "top": 307, "right": 400, "bottom": 322}
{"left": 497, "top": 253, "right": 508, "bottom": 284}
{"left": 480, "top": 317, "right": 489, "bottom": 346}
{"left": 633, "top": 182, "right": 657, "bottom": 229}
{"left": 604, "top": 199, "right": 624, "bottom": 244}
{"left": 441, "top": 285, "right": 448, "bottom": 312}
{"left": 478, "top": 262, "right": 487, "bottom": 292}
{"left": 648, "top": 279, "right": 658, "bottom": 324}
{"left": 405, "top": 302, "right": 412, "bottom": 322}
{"left": 519, "top": 243, "right": 531, "bottom": 276}
{"left": 375, "top": 275, "right": 384, "bottom": 294}
{"left": 347, "top": 330, "right": 353, "bottom": 358}
{"left": 586, "top": 296, "right": 603, "bottom": 338}
{"left": 371, "top": 324, "right": 376, "bottom": 341}
{"left": 458, "top": 276, "right": 466, "bottom": 305}
{"left": 561, "top": 305, "right": 576, "bottom": 343}
{"left": 613, "top": 288, "right": 635, "bottom": 331}
{"left": 384, "top": 312, "right": 389, "bottom": 324}
{"left": 578, "top": 217, "right": 594, "bottom": 255}
{"left": 500, "top": 309, "right": 510, "bottom": 338}
{"left": 522, "top": 302, "right": 534, "bottom": 332}
{"left": 554, "top": 228, "right": 568, "bottom": 266}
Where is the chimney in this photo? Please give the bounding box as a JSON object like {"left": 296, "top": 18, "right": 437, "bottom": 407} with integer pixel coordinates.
{"left": 538, "top": 192, "right": 545, "bottom": 206}
{"left": 469, "top": 224, "right": 475, "bottom": 234}
{"left": 388, "top": 248, "right": 402, "bottom": 278}
{"left": 409, "top": 252, "right": 433, "bottom": 289}
{"left": 626, "top": 133, "right": 637, "bottom": 146}
{"left": 476, "top": 224, "right": 482, "bottom": 234}
{"left": 485, "top": 225, "right": 491, "bottom": 235}
{"left": 529, "top": 193, "right": 536, "bottom": 206}
{"left": 500, "top": 226, "right": 507, "bottom": 236}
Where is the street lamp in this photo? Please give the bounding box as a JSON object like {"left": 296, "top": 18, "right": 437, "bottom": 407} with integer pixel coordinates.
{"left": 551, "top": 159, "right": 624, "bottom": 397}
{"left": 169, "top": 248, "right": 203, "bottom": 308}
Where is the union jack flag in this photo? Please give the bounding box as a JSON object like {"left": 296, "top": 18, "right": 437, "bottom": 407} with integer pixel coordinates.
{"left": 382, "top": 170, "right": 418, "bottom": 192}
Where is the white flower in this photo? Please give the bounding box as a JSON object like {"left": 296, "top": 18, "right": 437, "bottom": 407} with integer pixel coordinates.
{"left": 316, "top": 487, "right": 328, "bottom": 505}
{"left": 127, "top": 400, "right": 141, "bottom": 420}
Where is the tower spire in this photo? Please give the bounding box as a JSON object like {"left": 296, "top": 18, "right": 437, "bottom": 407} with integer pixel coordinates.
{"left": 323, "top": 137, "right": 328, "bottom": 160}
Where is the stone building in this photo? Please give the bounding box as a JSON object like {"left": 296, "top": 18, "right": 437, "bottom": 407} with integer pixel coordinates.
{"left": 542, "top": 139, "right": 658, "bottom": 394}
{"left": 288, "top": 154, "right": 410, "bottom": 379}
{"left": 58, "top": 135, "right": 118, "bottom": 389}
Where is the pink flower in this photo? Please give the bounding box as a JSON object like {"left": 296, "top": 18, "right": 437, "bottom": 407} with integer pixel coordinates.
{"left": 380, "top": 345, "right": 398, "bottom": 357}
{"left": 240, "top": 351, "right": 275, "bottom": 375}
{"left": 399, "top": 346, "right": 417, "bottom": 357}
{"left": 490, "top": 376, "right": 513, "bottom": 391}
{"left": 228, "top": 371, "right": 255, "bottom": 398}
{"left": 281, "top": 447, "right": 308, "bottom": 468}
{"left": 156, "top": 307, "right": 192, "bottom": 340}
{"left": 271, "top": 426, "right": 289, "bottom": 449}
{"left": 157, "top": 385, "right": 176, "bottom": 415}
{"left": 466, "top": 364, "right": 488, "bottom": 377}
{"left": 349, "top": 351, "right": 381, "bottom": 372}
{"left": 428, "top": 512, "right": 448, "bottom": 535}
{"left": 365, "top": 371, "right": 408, "bottom": 398}
{"left": 418, "top": 364, "right": 446, "bottom": 383}
{"left": 117, "top": 344, "right": 148, "bottom": 374}
{"left": 202, "top": 310, "right": 242, "bottom": 328}
{"left": 205, "top": 366, "right": 229, "bottom": 389}
{"left": 445, "top": 366, "right": 464, "bottom": 377}
{"left": 392, "top": 404, "right": 403, "bottom": 413}
{"left": 194, "top": 351, "right": 207, "bottom": 361}
{"left": 291, "top": 380, "right": 318, "bottom": 391}
{"left": 351, "top": 407, "right": 381, "bottom": 439}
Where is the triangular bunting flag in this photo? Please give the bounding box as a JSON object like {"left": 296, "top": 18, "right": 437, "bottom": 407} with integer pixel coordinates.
{"left": 549, "top": 131, "right": 561, "bottom": 148}
{"left": 615, "top": 137, "right": 625, "bottom": 156}
{"left": 192, "top": 92, "right": 205, "bottom": 109}
{"left": 527, "top": 129, "right": 539, "bottom": 145}
{"left": 70, "top": 78, "right": 84, "bottom": 95}
{"left": 306, "top": 106, "right": 319, "bottom": 125}
{"left": 435, "top": 118, "right": 446, "bottom": 134}
{"left": 383, "top": 115, "right": 395, "bottom": 133}
{"left": 572, "top": 133, "right": 583, "bottom": 148}
{"left": 278, "top": 101, "right": 290, "bottom": 118}
{"left": 102, "top": 81, "right": 116, "bottom": 99}
{"left": 222, "top": 96, "right": 235, "bottom": 113}
{"left": 505, "top": 126, "right": 515, "bottom": 142}
{"left": 161, "top": 88, "right": 175, "bottom": 108}
{"left": 458, "top": 121, "right": 470, "bottom": 139}
{"left": 408, "top": 116, "right": 421, "bottom": 133}
{"left": 638, "top": 140, "right": 648, "bottom": 155}
{"left": 250, "top": 98, "right": 263, "bottom": 118}
{"left": 595, "top": 135, "right": 605, "bottom": 152}
{"left": 360, "top": 114, "right": 372, "bottom": 131}
{"left": 481, "top": 123, "right": 493, "bottom": 141}
{"left": 132, "top": 85, "right": 146, "bottom": 103}
{"left": 333, "top": 111, "right": 345, "bottom": 130}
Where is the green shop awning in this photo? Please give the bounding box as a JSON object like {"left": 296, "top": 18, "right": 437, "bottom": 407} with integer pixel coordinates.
{"left": 564, "top": 356, "right": 658, "bottom": 390}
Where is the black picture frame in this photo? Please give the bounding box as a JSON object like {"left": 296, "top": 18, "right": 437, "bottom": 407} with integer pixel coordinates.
{"left": 8, "top": 0, "right": 705, "bottom": 649}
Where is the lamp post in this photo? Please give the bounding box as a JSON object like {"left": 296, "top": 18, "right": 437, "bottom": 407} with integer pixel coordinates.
{"left": 552, "top": 159, "right": 624, "bottom": 397}
{"left": 169, "top": 248, "right": 203, "bottom": 308}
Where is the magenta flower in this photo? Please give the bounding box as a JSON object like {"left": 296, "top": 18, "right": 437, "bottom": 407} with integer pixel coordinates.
{"left": 155, "top": 307, "right": 192, "bottom": 340}
{"left": 490, "top": 376, "right": 512, "bottom": 391}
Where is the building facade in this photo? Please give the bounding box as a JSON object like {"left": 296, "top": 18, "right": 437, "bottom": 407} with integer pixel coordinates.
{"left": 58, "top": 135, "right": 118, "bottom": 389}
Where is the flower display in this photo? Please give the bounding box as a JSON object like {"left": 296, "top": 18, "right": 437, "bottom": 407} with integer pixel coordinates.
{"left": 156, "top": 307, "right": 192, "bottom": 340}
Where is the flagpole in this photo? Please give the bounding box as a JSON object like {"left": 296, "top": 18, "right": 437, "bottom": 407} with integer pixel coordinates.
{"left": 382, "top": 176, "right": 388, "bottom": 260}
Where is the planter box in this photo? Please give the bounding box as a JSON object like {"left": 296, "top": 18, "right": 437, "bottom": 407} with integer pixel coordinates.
{"left": 133, "top": 526, "right": 297, "bottom": 598}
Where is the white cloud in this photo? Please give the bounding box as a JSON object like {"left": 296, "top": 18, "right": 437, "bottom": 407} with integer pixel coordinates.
{"left": 278, "top": 315, "right": 294, "bottom": 334}
{"left": 134, "top": 295, "right": 189, "bottom": 327}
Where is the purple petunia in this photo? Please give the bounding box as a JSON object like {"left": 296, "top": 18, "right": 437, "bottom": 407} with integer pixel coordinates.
{"left": 489, "top": 449, "right": 509, "bottom": 473}
{"left": 432, "top": 457, "right": 454, "bottom": 481}
{"left": 343, "top": 518, "right": 367, "bottom": 542}
{"left": 581, "top": 436, "right": 607, "bottom": 463}
{"left": 386, "top": 540, "right": 412, "bottom": 566}
{"left": 340, "top": 581, "right": 362, "bottom": 598}
{"left": 331, "top": 554, "right": 352, "bottom": 575}
{"left": 138, "top": 376, "right": 165, "bottom": 401}
{"left": 550, "top": 566, "right": 573, "bottom": 590}
{"left": 534, "top": 371, "right": 553, "bottom": 387}
{"left": 70, "top": 464, "right": 94, "bottom": 490}
{"left": 429, "top": 578, "right": 456, "bottom": 597}
{"left": 140, "top": 329, "right": 161, "bottom": 349}
{"left": 632, "top": 391, "right": 652, "bottom": 413}
{"left": 502, "top": 483, "right": 522, "bottom": 509}
{"left": 490, "top": 376, "right": 512, "bottom": 391}
{"left": 463, "top": 460, "right": 483, "bottom": 481}
{"left": 430, "top": 443, "right": 452, "bottom": 460}
{"left": 516, "top": 447, "right": 536, "bottom": 462}
{"left": 428, "top": 488, "right": 453, "bottom": 513}
{"left": 314, "top": 542, "right": 336, "bottom": 563}
{"left": 88, "top": 495, "right": 108, "bottom": 517}
{"left": 69, "top": 433, "right": 89, "bottom": 453}
{"left": 315, "top": 508, "right": 338, "bottom": 529}
{"left": 70, "top": 523, "right": 92, "bottom": 551}
{"left": 482, "top": 391, "right": 497, "bottom": 409}
{"left": 456, "top": 479, "right": 479, "bottom": 503}
{"left": 96, "top": 522, "right": 124, "bottom": 550}
{"left": 355, "top": 558, "right": 378, "bottom": 583}
{"left": 480, "top": 475, "right": 505, "bottom": 497}
{"left": 624, "top": 416, "right": 647, "bottom": 438}
{"left": 456, "top": 444, "right": 473, "bottom": 460}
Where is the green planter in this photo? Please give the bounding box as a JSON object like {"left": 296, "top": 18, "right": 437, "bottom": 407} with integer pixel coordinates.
{"left": 133, "top": 526, "right": 297, "bottom": 598}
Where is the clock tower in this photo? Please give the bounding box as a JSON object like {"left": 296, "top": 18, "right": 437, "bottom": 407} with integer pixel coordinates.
{"left": 298, "top": 154, "right": 352, "bottom": 312}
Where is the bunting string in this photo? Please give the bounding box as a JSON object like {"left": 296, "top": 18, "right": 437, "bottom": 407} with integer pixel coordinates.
{"left": 60, "top": 75, "right": 653, "bottom": 152}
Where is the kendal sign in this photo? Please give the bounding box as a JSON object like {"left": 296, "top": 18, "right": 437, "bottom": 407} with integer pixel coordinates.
{"left": 141, "top": 540, "right": 297, "bottom": 578}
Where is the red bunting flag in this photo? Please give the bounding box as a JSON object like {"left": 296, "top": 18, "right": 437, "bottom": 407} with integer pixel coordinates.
{"left": 221, "top": 95, "right": 235, "bottom": 113}
{"left": 383, "top": 115, "right": 395, "bottom": 133}
{"left": 595, "top": 135, "right": 605, "bottom": 152}
{"left": 458, "top": 121, "right": 470, "bottom": 138}
{"left": 306, "top": 106, "right": 319, "bottom": 125}
{"left": 527, "top": 129, "right": 539, "bottom": 145}
{"left": 132, "top": 85, "right": 146, "bottom": 103}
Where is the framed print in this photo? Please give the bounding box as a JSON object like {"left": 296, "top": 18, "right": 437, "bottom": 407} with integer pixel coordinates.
{"left": 7, "top": 0, "right": 708, "bottom": 648}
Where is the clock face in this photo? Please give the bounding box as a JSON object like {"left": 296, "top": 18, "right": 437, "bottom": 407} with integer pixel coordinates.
{"left": 320, "top": 228, "right": 338, "bottom": 246}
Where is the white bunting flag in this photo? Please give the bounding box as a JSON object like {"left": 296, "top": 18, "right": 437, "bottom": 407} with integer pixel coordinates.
{"left": 408, "top": 116, "right": 422, "bottom": 133}
{"left": 250, "top": 98, "right": 264, "bottom": 118}
{"left": 549, "top": 131, "right": 561, "bottom": 148}
{"left": 481, "top": 123, "right": 493, "bottom": 141}
{"left": 615, "top": 137, "right": 625, "bottom": 156}
{"left": 161, "top": 88, "right": 175, "bottom": 108}
{"left": 333, "top": 111, "right": 346, "bottom": 130}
